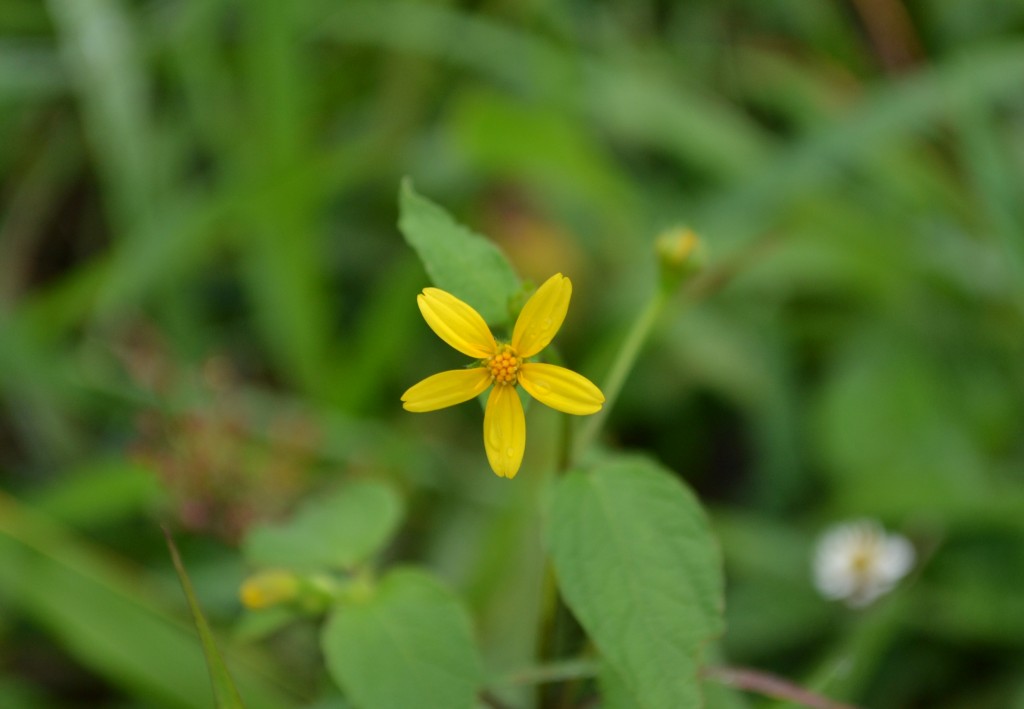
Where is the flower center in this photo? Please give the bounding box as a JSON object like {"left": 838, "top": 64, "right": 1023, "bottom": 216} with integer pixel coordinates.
{"left": 488, "top": 346, "right": 521, "bottom": 386}
{"left": 850, "top": 546, "right": 878, "bottom": 578}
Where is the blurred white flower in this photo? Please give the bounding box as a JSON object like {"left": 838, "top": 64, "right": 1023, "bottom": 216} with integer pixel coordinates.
{"left": 813, "top": 519, "right": 915, "bottom": 607}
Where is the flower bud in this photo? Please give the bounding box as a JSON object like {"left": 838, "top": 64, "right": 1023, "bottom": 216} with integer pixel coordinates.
{"left": 239, "top": 569, "right": 300, "bottom": 609}
{"left": 655, "top": 227, "right": 705, "bottom": 291}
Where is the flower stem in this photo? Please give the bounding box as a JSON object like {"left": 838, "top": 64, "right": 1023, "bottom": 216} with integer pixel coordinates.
{"left": 572, "top": 287, "right": 669, "bottom": 463}
{"left": 704, "top": 665, "right": 862, "bottom": 709}
{"left": 492, "top": 658, "right": 599, "bottom": 687}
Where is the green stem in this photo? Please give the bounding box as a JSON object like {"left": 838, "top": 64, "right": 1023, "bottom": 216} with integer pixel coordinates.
{"left": 493, "top": 658, "right": 599, "bottom": 687}
{"left": 572, "top": 288, "right": 670, "bottom": 463}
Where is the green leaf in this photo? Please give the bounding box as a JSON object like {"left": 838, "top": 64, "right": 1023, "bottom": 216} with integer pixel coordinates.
{"left": 164, "top": 528, "right": 245, "bottom": 708}
{"left": 243, "top": 481, "right": 403, "bottom": 572}
{"left": 449, "top": 89, "right": 634, "bottom": 221}
{"left": 546, "top": 455, "right": 724, "bottom": 709}
{"left": 321, "top": 568, "right": 482, "bottom": 709}
{"left": 599, "top": 662, "right": 642, "bottom": 709}
{"left": 30, "top": 458, "right": 161, "bottom": 527}
{"left": 398, "top": 178, "right": 520, "bottom": 326}
{"left": 47, "top": 0, "right": 158, "bottom": 228}
{"left": 0, "top": 491, "right": 298, "bottom": 708}
{"left": 0, "top": 41, "right": 67, "bottom": 102}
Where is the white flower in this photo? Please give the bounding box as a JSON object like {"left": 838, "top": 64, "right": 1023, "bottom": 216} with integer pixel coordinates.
{"left": 813, "top": 519, "right": 915, "bottom": 607}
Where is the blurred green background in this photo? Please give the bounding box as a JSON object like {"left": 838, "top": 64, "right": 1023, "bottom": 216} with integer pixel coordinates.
{"left": 2, "top": 0, "right": 1024, "bottom": 707}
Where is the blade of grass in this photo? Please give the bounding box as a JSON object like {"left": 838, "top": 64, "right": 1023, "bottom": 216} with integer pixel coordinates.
{"left": 163, "top": 526, "right": 246, "bottom": 709}
{"left": 46, "top": 0, "right": 158, "bottom": 230}
{"left": 0, "top": 489, "right": 300, "bottom": 708}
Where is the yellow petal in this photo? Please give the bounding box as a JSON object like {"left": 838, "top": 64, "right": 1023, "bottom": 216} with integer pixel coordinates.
{"left": 511, "top": 273, "right": 572, "bottom": 358}
{"left": 483, "top": 385, "right": 525, "bottom": 479}
{"left": 402, "top": 368, "right": 493, "bottom": 412}
{"left": 518, "top": 363, "right": 604, "bottom": 415}
{"left": 418, "top": 288, "right": 497, "bottom": 358}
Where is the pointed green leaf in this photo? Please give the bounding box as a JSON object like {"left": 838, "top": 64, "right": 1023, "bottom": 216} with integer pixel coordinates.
{"left": 243, "top": 481, "right": 403, "bottom": 571}
{"left": 398, "top": 178, "right": 520, "bottom": 325}
{"left": 164, "top": 528, "right": 245, "bottom": 709}
{"left": 322, "top": 568, "right": 482, "bottom": 709}
{"left": 546, "top": 455, "right": 724, "bottom": 708}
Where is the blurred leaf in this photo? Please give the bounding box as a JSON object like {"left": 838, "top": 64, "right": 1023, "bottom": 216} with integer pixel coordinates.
{"left": 398, "top": 179, "right": 520, "bottom": 326}
{"left": 449, "top": 89, "right": 634, "bottom": 219}
{"left": 321, "top": 568, "right": 482, "bottom": 709}
{"left": 233, "top": 606, "right": 301, "bottom": 643}
{"left": 237, "top": 0, "right": 330, "bottom": 394}
{"left": 313, "top": 1, "right": 771, "bottom": 178}
{"left": 243, "top": 481, "right": 403, "bottom": 572}
{"left": 546, "top": 455, "right": 724, "bottom": 708}
{"left": 911, "top": 533, "right": 1024, "bottom": 645}
{"left": 724, "top": 579, "right": 833, "bottom": 661}
{"left": 164, "top": 528, "right": 245, "bottom": 708}
{"left": 0, "top": 676, "right": 51, "bottom": 709}
{"left": 599, "top": 662, "right": 642, "bottom": 709}
{"left": 0, "top": 491, "right": 297, "bottom": 708}
{"left": 331, "top": 256, "right": 422, "bottom": 411}
{"left": 0, "top": 41, "right": 67, "bottom": 102}
{"left": 700, "top": 42, "right": 1024, "bottom": 255}
{"left": 814, "top": 330, "right": 989, "bottom": 515}
{"left": 29, "top": 459, "right": 161, "bottom": 527}
{"left": 47, "top": 0, "right": 158, "bottom": 228}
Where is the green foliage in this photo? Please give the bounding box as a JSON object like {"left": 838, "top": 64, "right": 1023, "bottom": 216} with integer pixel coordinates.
{"left": 3, "top": 0, "right": 1024, "bottom": 706}
{"left": 322, "top": 568, "right": 483, "bottom": 709}
{"left": 398, "top": 179, "right": 521, "bottom": 326}
{"left": 546, "top": 456, "right": 724, "bottom": 708}
{"left": 164, "top": 529, "right": 245, "bottom": 708}
{"left": 0, "top": 492, "right": 296, "bottom": 708}
{"left": 243, "top": 481, "right": 404, "bottom": 571}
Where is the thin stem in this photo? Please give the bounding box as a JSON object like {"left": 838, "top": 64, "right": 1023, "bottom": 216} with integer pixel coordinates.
{"left": 494, "top": 658, "right": 599, "bottom": 687}
{"left": 572, "top": 288, "right": 669, "bottom": 463}
{"left": 703, "top": 666, "right": 862, "bottom": 709}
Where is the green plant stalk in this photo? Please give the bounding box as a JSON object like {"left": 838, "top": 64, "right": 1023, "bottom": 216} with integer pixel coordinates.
{"left": 572, "top": 287, "right": 670, "bottom": 463}
{"left": 492, "top": 658, "right": 599, "bottom": 687}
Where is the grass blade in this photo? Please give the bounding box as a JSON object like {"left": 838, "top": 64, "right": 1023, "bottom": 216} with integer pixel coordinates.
{"left": 163, "top": 527, "right": 246, "bottom": 709}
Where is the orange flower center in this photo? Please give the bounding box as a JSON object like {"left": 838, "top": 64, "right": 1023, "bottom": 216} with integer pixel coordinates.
{"left": 488, "top": 347, "right": 521, "bottom": 386}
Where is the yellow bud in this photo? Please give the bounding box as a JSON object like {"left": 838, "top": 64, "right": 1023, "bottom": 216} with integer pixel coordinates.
{"left": 239, "top": 570, "right": 300, "bottom": 609}
{"left": 655, "top": 227, "right": 705, "bottom": 290}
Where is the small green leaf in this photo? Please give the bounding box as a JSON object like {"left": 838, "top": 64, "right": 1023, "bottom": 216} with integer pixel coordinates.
{"left": 243, "top": 481, "right": 403, "bottom": 571}
{"left": 163, "top": 528, "right": 245, "bottom": 709}
{"left": 398, "top": 178, "right": 520, "bottom": 325}
{"left": 546, "top": 455, "right": 725, "bottom": 709}
{"left": 322, "top": 568, "right": 483, "bottom": 709}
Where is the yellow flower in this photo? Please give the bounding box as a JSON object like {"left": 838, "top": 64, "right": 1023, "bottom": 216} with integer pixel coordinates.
{"left": 402, "top": 273, "right": 605, "bottom": 479}
{"left": 239, "top": 569, "right": 300, "bottom": 609}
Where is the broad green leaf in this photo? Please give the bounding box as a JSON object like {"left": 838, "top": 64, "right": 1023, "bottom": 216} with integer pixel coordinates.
{"left": 398, "top": 179, "right": 520, "bottom": 326}
{"left": 321, "top": 568, "right": 482, "bottom": 709}
{"left": 164, "top": 528, "right": 245, "bottom": 708}
{"left": 243, "top": 481, "right": 403, "bottom": 572}
{"left": 546, "top": 455, "right": 724, "bottom": 709}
